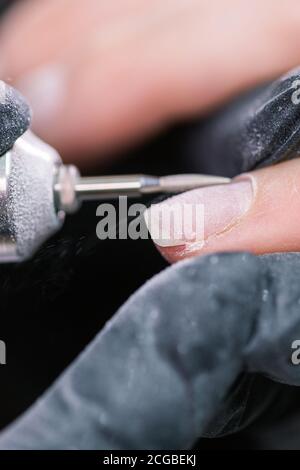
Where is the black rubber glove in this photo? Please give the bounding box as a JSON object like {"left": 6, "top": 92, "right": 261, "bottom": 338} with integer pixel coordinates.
{"left": 0, "top": 252, "right": 299, "bottom": 449}
{"left": 0, "top": 81, "right": 31, "bottom": 156}
{"left": 183, "top": 67, "right": 300, "bottom": 177}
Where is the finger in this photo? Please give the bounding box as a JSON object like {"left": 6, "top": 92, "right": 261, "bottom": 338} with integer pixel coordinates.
{"left": 0, "top": 0, "right": 156, "bottom": 76}
{"left": 144, "top": 159, "right": 300, "bottom": 263}
{"left": 2, "top": 1, "right": 300, "bottom": 163}
{"left": 0, "top": 0, "right": 186, "bottom": 162}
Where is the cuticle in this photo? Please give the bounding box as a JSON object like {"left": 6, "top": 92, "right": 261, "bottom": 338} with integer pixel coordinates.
{"left": 233, "top": 173, "right": 258, "bottom": 201}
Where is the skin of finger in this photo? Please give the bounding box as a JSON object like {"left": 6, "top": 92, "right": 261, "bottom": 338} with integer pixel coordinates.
{"left": 3, "top": 0, "right": 300, "bottom": 160}
{"left": 0, "top": 0, "right": 162, "bottom": 78}
{"left": 160, "top": 159, "right": 300, "bottom": 263}
{"left": 31, "top": 0, "right": 300, "bottom": 161}
{"left": 0, "top": 0, "right": 192, "bottom": 161}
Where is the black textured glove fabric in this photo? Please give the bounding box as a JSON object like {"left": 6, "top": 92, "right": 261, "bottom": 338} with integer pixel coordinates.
{"left": 0, "top": 253, "right": 300, "bottom": 449}
{"left": 184, "top": 68, "right": 300, "bottom": 177}
{"left": 0, "top": 82, "right": 31, "bottom": 156}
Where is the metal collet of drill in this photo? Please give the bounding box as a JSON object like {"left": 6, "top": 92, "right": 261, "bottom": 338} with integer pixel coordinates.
{"left": 0, "top": 130, "right": 230, "bottom": 263}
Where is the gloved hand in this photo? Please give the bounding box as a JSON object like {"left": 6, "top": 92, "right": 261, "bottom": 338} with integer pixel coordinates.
{"left": 0, "top": 251, "right": 299, "bottom": 450}
{"left": 1, "top": 70, "right": 300, "bottom": 450}
{"left": 0, "top": 81, "right": 30, "bottom": 156}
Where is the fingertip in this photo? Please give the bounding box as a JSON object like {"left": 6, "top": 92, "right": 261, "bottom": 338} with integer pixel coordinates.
{"left": 147, "top": 160, "right": 300, "bottom": 263}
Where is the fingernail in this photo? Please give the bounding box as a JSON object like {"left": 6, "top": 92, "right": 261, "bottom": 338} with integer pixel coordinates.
{"left": 144, "top": 179, "right": 253, "bottom": 247}
{"left": 15, "top": 64, "right": 66, "bottom": 127}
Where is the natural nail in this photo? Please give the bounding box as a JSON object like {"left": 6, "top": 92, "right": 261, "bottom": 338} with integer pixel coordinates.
{"left": 144, "top": 179, "right": 253, "bottom": 248}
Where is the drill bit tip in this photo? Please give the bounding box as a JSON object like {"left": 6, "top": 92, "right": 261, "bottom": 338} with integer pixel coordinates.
{"left": 157, "top": 174, "right": 231, "bottom": 193}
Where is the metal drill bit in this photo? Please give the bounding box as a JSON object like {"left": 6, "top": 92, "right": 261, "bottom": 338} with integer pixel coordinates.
{"left": 75, "top": 174, "right": 231, "bottom": 200}
{"left": 54, "top": 166, "right": 231, "bottom": 213}
{"left": 74, "top": 173, "right": 231, "bottom": 201}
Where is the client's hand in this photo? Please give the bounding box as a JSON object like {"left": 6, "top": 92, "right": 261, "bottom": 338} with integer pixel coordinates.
{"left": 1, "top": 0, "right": 300, "bottom": 164}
